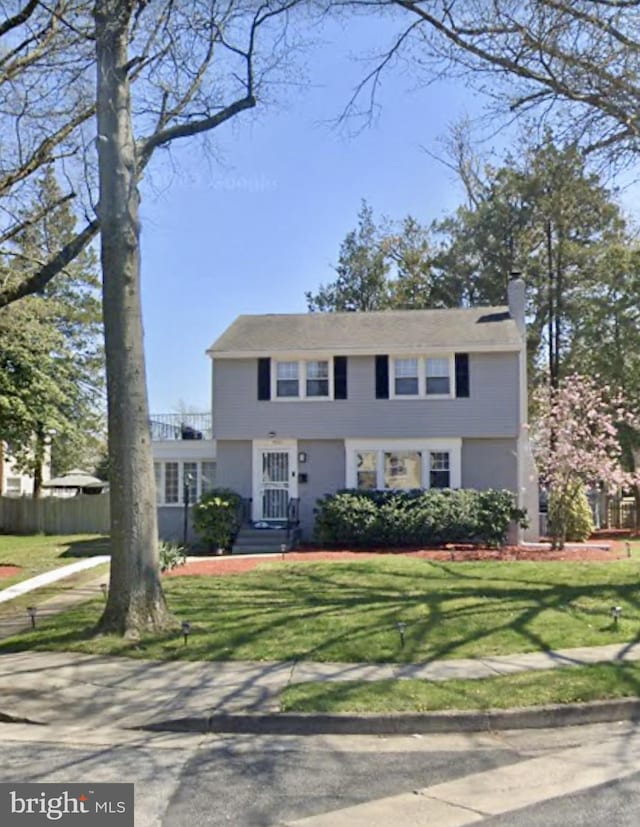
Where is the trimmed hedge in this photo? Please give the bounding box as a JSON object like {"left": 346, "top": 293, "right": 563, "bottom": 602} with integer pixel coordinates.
{"left": 313, "top": 489, "right": 527, "bottom": 548}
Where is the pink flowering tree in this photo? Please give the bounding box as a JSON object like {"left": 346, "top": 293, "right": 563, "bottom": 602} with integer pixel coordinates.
{"left": 532, "top": 374, "right": 640, "bottom": 549}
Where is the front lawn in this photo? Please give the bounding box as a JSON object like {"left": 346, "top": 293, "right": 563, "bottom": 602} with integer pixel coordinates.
{"left": 0, "top": 534, "right": 110, "bottom": 591}
{"left": 2, "top": 554, "right": 640, "bottom": 662}
{"left": 280, "top": 661, "right": 640, "bottom": 712}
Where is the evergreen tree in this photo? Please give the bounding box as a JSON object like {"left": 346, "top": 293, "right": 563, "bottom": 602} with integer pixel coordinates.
{"left": 0, "top": 169, "right": 104, "bottom": 495}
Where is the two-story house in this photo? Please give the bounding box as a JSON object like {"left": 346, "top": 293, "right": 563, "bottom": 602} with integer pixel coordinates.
{"left": 208, "top": 275, "right": 538, "bottom": 545}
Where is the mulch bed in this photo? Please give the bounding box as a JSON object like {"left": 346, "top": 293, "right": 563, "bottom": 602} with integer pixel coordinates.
{"left": 0, "top": 566, "right": 22, "bottom": 579}
{"left": 165, "top": 542, "right": 629, "bottom": 578}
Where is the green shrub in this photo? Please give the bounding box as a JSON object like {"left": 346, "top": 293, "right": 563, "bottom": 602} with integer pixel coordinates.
{"left": 192, "top": 488, "right": 242, "bottom": 550}
{"left": 159, "top": 541, "right": 186, "bottom": 572}
{"left": 313, "top": 488, "right": 527, "bottom": 548}
{"left": 548, "top": 485, "right": 594, "bottom": 543}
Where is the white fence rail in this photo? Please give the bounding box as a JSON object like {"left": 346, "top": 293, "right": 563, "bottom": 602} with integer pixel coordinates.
{"left": 0, "top": 493, "right": 110, "bottom": 535}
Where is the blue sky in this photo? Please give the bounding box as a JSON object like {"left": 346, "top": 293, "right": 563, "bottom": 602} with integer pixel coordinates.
{"left": 137, "top": 15, "right": 635, "bottom": 414}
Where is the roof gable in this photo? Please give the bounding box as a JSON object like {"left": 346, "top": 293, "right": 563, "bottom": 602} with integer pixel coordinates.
{"left": 208, "top": 306, "right": 521, "bottom": 357}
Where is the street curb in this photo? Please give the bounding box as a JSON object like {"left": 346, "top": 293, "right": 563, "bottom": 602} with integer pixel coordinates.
{"left": 140, "top": 698, "right": 640, "bottom": 736}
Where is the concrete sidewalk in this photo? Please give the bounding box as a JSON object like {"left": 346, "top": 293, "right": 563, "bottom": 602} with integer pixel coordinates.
{"left": 2, "top": 641, "right": 640, "bottom": 732}
{"left": 0, "top": 556, "right": 110, "bottom": 605}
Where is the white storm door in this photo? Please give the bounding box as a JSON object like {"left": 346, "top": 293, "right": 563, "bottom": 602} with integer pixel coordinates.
{"left": 252, "top": 441, "right": 298, "bottom": 522}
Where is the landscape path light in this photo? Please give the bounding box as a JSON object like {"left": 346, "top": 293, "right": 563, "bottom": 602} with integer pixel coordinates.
{"left": 611, "top": 606, "right": 622, "bottom": 627}
{"left": 26, "top": 606, "right": 37, "bottom": 629}
{"left": 396, "top": 621, "right": 407, "bottom": 648}
{"left": 181, "top": 621, "right": 191, "bottom": 646}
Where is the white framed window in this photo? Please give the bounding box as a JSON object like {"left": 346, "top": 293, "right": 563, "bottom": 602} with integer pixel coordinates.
{"left": 306, "top": 360, "right": 330, "bottom": 398}
{"left": 356, "top": 451, "right": 377, "bottom": 490}
{"left": 164, "top": 462, "right": 179, "bottom": 504}
{"left": 429, "top": 451, "right": 451, "bottom": 489}
{"left": 276, "top": 361, "right": 299, "bottom": 397}
{"left": 273, "top": 358, "right": 333, "bottom": 400}
{"left": 394, "top": 358, "right": 419, "bottom": 396}
{"left": 183, "top": 461, "right": 198, "bottom": 503}
{"left": 154, "top": 462, "right": 162, "bottom": 505}
{"left": 390, "top": 354, "right": 454, "bottom": 399}
{"left": 201, "top": 461, "right": 216, "bottom": 494}
{"left": 383, "top": 450, "right": 422, "bottom": 489}
{"left": 345, "top": 439, "right": 461, "bottom": 491}
{"left": 5, "top": 477, "right": 22, "bottom": 496}
{"left": 426, "top": 358, "right": 451, "bottom": 396}
{"left": 155, "top": 460, "right": 217, "bottom": 506}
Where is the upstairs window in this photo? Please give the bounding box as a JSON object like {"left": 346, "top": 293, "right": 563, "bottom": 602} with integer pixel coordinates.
{"left": 394, "top": 358, "right": 419, "bottom": 396}
{"left": 306, "top": 360, "right": 329, "bottom": 397}
{"left": 273, "top": 358, "right": 334, "bottom": 400}
{"left": 426, "top": 358, "right": 450, "bottom": 396}
{"left": 276, "top": 361, "right": 299, "bottom": 397}
{"left": 388, "top": 355, "right": 454, "bottom": 399}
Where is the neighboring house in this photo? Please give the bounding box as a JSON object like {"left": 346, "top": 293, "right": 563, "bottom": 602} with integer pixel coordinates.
{"left": 0, "top": 442, "right": 51, "bottom": 497}
{"left": 151, "top": 414, "right": 216, "bottom": 542}
{"left": 208, "top": 275, "right": 539, "bottom": 544}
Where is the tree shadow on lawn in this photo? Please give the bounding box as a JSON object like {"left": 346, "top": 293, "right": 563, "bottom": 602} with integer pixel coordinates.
{"left": 60, "top": 537, "right": 111, "bottom": 559}
{"left": 3, "top": 558, "right": 640, "bottom": 665}
{"left": 157, "top": 562, "right": 640, "bottom": 664}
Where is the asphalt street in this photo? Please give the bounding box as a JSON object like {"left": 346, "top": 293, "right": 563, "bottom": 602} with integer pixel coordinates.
{"left": 1, "top": 721, "right": 638, "bottom": 825}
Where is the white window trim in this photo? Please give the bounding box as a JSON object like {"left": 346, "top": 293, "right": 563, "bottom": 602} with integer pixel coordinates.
{"left": 345, "top": 438, "right": 462, "bottom": 490}
{"left": 389, "top": 354, "right": 455, "bottom": 400}
{"left": 155, "top": 460, "right": 217, "bottom": 507}
{"left": 271, "top": 357, "right": 334, "bottom": 401}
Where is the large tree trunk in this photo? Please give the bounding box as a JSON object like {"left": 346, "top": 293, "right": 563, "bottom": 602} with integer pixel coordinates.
{"left": 94, "top": 0, "right": 174, "bottom": 636}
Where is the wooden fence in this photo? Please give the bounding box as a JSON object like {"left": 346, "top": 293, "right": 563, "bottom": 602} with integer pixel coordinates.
{"left": 0, "top": 493, "right": 110, "bottom": 535}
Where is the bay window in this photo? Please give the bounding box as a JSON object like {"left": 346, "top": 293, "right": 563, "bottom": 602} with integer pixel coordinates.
{"left": 346, "top": 439, "right": 461, "bottom": 491}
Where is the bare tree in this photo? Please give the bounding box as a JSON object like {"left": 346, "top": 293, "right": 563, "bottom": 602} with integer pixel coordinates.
{"left": 0, "top": 0, "right": 324, "bottom": 635}
{"left": 340, "top": 1, "right": 640, "bottom": 164}
{"left": 0, "top": 0, "right": 317, "bottom": 307}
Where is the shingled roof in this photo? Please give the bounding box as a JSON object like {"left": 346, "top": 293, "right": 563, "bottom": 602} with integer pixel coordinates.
{"left": 208, "top": 306, "right": 522, "bottom": 356}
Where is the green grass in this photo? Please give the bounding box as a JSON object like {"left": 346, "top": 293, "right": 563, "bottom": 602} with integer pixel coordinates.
{"left": 280, "top": 661, "right": 640, "bottom": 712}
{"left": 0, "top": 534, "right": 109, "bottom": 590}
{"left": 2, "top": 552, "right": 640, "bottom": 662}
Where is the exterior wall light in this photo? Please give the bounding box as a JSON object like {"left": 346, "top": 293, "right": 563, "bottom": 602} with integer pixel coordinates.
{"left": 298, "top": 452, "right": 307, "bottom": 463}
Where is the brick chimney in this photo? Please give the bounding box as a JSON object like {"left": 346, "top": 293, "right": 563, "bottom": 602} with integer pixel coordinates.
{"left": 507, "top": 271, "right": 526, "bottom": 334}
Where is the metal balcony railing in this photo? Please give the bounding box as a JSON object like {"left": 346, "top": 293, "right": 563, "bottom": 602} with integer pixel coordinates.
{"left": 149, "top": 413, "right": 213, "bottom": 441}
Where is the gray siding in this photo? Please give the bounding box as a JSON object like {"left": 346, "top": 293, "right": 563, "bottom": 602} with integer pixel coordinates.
{"left": 461, "top": 438, "right": 518, "bottom": 491}
{"left": 215, "top": 440, "right": 252, "bottom": 497}
{"left": 158, "top": 507, "right": 194, "bottom": 545}
{"left": 298, "top": 440, "right": 345, "bottom": 539}
{"left": 213, "top": 353, "right": 518, "bottom": 440}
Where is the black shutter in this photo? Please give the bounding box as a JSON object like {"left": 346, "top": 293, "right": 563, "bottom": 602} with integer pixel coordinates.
{"left": 375, "top": 355, "right": 389, "bottom": 399}
{"left": 257, "top": 358, "right": 271, "bottom": 400}
{"left": 455, "top": 353, "right": 470, "bottom": 398}
{"left": 334, "top": 356, "right": 347, "bottom": 399}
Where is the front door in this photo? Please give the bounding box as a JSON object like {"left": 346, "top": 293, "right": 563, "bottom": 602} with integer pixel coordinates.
{"left": 252, "top": 441, "right": 298, "bottom": 523}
